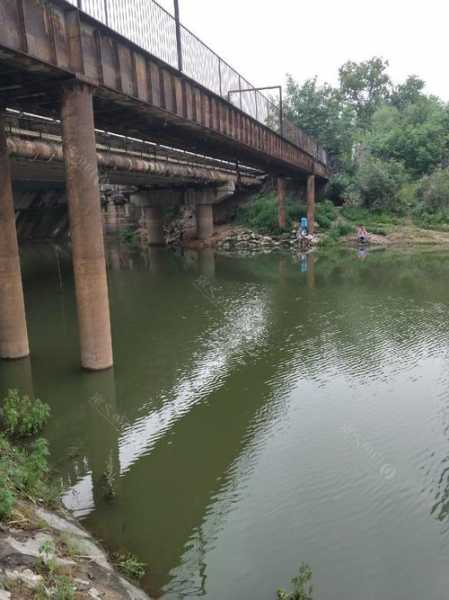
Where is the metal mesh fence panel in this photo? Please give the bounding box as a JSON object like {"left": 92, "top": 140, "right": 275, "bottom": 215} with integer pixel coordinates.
{"left": 71, "top": 0, "right": 326, "bottom": 162}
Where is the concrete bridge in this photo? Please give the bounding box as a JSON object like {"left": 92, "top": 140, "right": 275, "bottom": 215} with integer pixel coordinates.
{"left": 0, "top": 0, "right": 329, "bottom": 371}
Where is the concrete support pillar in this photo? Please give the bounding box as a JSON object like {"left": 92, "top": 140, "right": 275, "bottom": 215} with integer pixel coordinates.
{"left": 197, "top": 203, "right": 214, "bottom": 241}
{"left": 61, "top": 83, "right": 113, "bottom": 371}
{"left": 307, "top": 175, "right": 316, "bottom": 235}
{"left": 142, "top": 205, "right": 165, "bottom": 246}
{"left": 0, "top": 114, "right": 30, "bottom": 360}
{"left": 277, "top": 177, "right": 286, "bottom": 229}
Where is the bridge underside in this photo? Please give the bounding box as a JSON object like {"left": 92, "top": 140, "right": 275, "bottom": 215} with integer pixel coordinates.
{"left": 0, "top": 0, "right": 328, "bottom": 372}
{"left": 0, "top": 0, "right": 328, "bottom": 180}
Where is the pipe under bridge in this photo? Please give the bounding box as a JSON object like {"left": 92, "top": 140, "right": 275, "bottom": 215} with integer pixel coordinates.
{"left": 0, "top": 0, "right": 328, "bottom": 371}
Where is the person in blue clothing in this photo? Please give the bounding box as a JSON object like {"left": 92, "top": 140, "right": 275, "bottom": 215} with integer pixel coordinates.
{"left": 357, "top": 224, "right": 369, "bottom": 243}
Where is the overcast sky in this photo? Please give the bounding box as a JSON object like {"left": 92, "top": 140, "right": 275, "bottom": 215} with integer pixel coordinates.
{"left": 157, "top": 0, "right": 449, "bottom": 100}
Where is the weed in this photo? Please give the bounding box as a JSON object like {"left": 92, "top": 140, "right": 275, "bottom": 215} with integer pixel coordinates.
{"left": 0, "top": 391, "right": 51, "bottom": 521}
{"left": 114, "top": 552, "right": 147, "bottom": 581}
{"left": 277, "top": 563, "right": 314, "bottom": 600}
{"left": 1, "top": 389, "right": 50, "bottom": 438}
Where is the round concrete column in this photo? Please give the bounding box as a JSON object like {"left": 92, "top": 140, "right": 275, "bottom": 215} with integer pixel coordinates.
{"left": 0, "top": 114, "right": 30, "bottom": 360}
{"left": 61, "top": 83, "right": 113, "bottom": 370}
{"left": 197, "top": 204, "right": 214, "bottom": 241}
{"left": 143, "top": 205, "right": 165, "bottom": 246}
{"left": 307, "top": 175, "right": 316, "bottom": 235}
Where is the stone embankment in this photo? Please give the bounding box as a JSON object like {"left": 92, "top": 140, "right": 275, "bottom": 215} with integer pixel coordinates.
{"left": 0, "top": 501, "right": 149, "bottom": 600}
{"left": 214, "top": 228, "right": 318, "bottom": 252}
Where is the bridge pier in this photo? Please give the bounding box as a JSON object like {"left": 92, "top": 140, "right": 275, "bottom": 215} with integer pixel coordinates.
{"left": 277, "top": 177, "right": 287, "bottom": 229}
{"left": 61, "top": 83, "right": 113, "bottom": 371}
{"left": 197, "top": 204, "right": 214, "bottom": 241}
{"left": 307, "top": 175, "right": 316, "bottom": 235}
{"left": 130, "top": 193, "right": 165, "bottom": 246}
{"left": 0, "top": 114, "right": 30, "bottom": 360}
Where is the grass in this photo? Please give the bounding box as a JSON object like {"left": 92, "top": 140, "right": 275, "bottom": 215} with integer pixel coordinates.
{"left": 0, "top": 389, "right": 52, "bottom": 521}
{"left": 113, "top": 552, "right": 147, "bottom": 581}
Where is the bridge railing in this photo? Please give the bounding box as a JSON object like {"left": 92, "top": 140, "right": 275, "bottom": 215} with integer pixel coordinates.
{"left": 67, "top": 0, "right": 328, "bottom": 166}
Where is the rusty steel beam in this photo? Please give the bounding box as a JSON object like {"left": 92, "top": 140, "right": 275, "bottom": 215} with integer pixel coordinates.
{"left": 6, "top": 135, "right": 262, "bottom": 187}
{"left": 0, "top": 0, "right": 329, "bottom": 180}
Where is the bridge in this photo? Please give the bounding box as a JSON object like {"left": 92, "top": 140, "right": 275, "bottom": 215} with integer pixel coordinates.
{"left": 0, "top": 0, "right": 329, "bottom": 371}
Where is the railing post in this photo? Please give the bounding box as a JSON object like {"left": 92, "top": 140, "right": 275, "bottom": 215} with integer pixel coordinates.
{"left": 238, "top": 75, "right": 242, "bottom": 109}
{"left": 77, "top": 0, "right": 81, "bottom": 9}
{"left": 254, "top": 90, "right": 258, "bottom": 120}
{"left": 279, "top": 86, "right": 284, "bottom": 138}
{"left": 174, "top": 0, "right": 183, "bottom": 72}
{"left": 104, "top": 0, "right": 109, "bottom": 26}
{"left": 218, "top": 57, "right": 223, "bottom": 97}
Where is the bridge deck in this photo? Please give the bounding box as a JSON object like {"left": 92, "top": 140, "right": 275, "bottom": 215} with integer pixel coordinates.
{"left": 0, "top": 0, "right": 328, "bottom": 179}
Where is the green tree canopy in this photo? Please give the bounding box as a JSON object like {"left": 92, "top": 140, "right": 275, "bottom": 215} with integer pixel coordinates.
{"left": 364, "top": 96, "right": 449, "bottom": 176}
{"left": 285, "top": 75, "right": 354, "bottom": 166}
{"left": 338, "top": 57, "right": 391, "bottom": 128}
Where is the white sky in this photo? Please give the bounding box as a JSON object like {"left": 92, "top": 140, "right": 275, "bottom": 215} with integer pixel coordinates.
{"left": 157, "top": 0, "right": 449, "bottom": 100}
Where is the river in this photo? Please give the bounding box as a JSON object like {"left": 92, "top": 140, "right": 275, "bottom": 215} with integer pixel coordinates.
{"left": 1, "top": 244, "right": 449, "bottom": 599}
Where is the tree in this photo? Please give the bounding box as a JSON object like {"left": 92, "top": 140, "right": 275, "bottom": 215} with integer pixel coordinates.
{"left": 284, "top": 75, "right": 354, "bottom": 166}
{"left": 339, "top": 57, "right": 391, "bottom": 128}
{"left": 390, "top": 75, "right": 425, "bottom": 110}
{"left": 364, "top": 96, "right": 449, "bottom": 176}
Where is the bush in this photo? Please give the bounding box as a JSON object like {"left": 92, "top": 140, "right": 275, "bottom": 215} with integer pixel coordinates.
{"left": 1, "top": 389, "right": 50, "bottom": 438}
{"left": 328, "top": 222, "right": 356, "bottom": 240}
{"left": 416, "top": 168, "right": 449, "bottom": 213}
{"left": 0, "top": 391, "right": 51, "bottom": 520}
{"left": 325, "top": 173, "right": 353, "bottom": 202}
{"left": 236, "top": 193, "right": 306, "bottom": 234}
{"left": 315, "top": 200, "right": 338, "bottom": 230}
{"left": 354, "top": 155, "right": 408, "bottom": 212}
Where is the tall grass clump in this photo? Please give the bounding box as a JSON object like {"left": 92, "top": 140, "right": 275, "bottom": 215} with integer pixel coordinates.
{"left": 0, "top": 390, "right": 52, "bottom": 520}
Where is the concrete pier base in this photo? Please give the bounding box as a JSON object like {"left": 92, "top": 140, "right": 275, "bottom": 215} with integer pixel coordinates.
{"left": 277, "top": 177, "right": 286, "bottom": 229}
{"left": 0, "top": 114, "right": 30, "bottom": 360}
{"left": 197, "top": 204, "right": 214, "bottom": 241}
{"left": 307, "top": 175, "right": 316, "bottom": 235}
{"left": 61, "top": 83, "right": 113, "bottom": 370}
{"left": 143, "top": 206, "right": 165, "bottom": 246}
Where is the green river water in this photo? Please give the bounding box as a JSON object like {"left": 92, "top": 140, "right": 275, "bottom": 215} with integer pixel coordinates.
{"left": 1, "top": 244, "right": 449, "bottom": 599}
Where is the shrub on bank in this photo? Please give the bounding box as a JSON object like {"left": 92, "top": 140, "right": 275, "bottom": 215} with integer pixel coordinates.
{"left": 415, "top": 167, "right": 449, "bottom": 214}
{"left": 236, "top": 193, "right": 305, "bottom": 234}
{"left": 353, "top": 155, "right": 409, "bottom": 213}
{"left": 236, "top": 193, "right": 338, "bottom": 234}
{"left": 0, "top": 390, "right": 51, "bottom": 520}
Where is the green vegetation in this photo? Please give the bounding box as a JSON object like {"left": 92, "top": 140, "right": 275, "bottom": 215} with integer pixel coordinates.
{"left": 36, "top": 541, "right": 76, "bottom": 599}
{"left": 2, "top": 389, "right": 50, "bottom": 438}
{"left": 237, "top": 194, "right": 338, "bottom": 235}
{"left": 286, "top": 58, "right": 449, "bottom": 228}
{"left": 277, "top": 563, "right": 314, "bottom": 600}
{"left": 236, "top": 192, "right": 305, "bottom": 234}
{"left": 114, "top": 552, "right": 147, "bottom": 581}
{"left": 119, "top": 226, "right": 140, "bottom": 246}
{"left": 0, "top": 390, "right": 51, "bottom": 521}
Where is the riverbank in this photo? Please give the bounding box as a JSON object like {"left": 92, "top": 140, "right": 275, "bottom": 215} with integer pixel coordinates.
{"left": 0, "top": 392, "right": 150, "bottom": 600}
{"left": 190, "top": 221, "right": 449, "bottom": 254}
{"left": 0, "top": 501, "right": 149, "bottom": 599}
